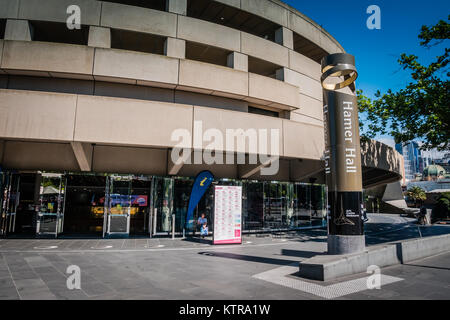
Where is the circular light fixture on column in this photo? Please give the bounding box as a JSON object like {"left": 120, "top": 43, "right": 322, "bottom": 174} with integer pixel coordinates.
{"left": 321, "top": 53, "right": 358, "bottom": 91}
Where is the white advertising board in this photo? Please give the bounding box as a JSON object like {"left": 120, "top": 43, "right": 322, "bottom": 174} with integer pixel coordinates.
{"left": 213, "top": 186, "right": 242, "bottom": 245}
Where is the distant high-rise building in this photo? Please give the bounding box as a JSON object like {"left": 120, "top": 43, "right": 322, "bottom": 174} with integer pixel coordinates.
{"left": 395, "top": 141, "right": 422, "bottom": 181}
{"left": 395, "top": 143, "right": 403, "bottom": 155}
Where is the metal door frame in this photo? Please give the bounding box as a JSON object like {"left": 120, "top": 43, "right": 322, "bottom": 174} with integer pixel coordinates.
{"left": 0, "top": 172, "right": 20, "bottom": 237}
{"left": 36, "top": 173, "right": 65, "bottom": 238}
{"left": 150, "top": 176, "right": 175, "bottom": 236}
{"left": 105, "top": 175, "right": 131, "bottom": 236}
{"left": 128, "top": 175, "right": 152, "bottom": 237}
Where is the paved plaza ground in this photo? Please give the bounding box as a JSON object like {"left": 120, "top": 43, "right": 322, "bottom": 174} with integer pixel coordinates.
{"left": 0, "top": 214, "right": 449, "bottom": 300}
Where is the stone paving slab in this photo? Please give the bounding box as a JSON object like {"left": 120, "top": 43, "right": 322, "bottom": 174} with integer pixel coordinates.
{"left": 0, "top": 214, "right": 449, "bottom": 300}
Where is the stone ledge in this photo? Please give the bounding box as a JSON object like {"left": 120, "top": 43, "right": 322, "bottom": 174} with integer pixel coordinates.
{"left": 299, "top": 233, "right": 450, "bottom": 281}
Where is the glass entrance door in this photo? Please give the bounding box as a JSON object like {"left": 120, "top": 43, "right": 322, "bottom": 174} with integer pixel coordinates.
{"left": 36, "top": 173, "right": 66, "bottom": 237}
{"left": 264, "top": 182, "right": 289, "bottom": 229}
{"left": 130, "top": 176, "right": 151, "bottom": 235}
{"left": 0, "top": 172, "right": 20, "bottom": 236}
{"left": 106, "top": 176, "right": 131, "bottom": 236}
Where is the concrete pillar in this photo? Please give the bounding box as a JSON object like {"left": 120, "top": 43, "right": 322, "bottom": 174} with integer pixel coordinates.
{"left": 276, "top": 67, "right": 292, "bottom": 82}
{"left": 276, "top": 67, "right": 299, "bottom": 88}
{"left": 164, "top": 37, "right": 185, "bottom": 59}
{"left": 0, "top": 140, "right": 4, "bottom": 165}
{"left": 275, "top": 27, "right": 293, "bottom": 50}
{"left": 4, "top": 19, "right": 33, "bottom": 41}
{"left": 227, "top": 52, "right": 248, "bottom": 72}
{"left": 88, "top": 26, "right": 111, "bottom": 48}
{"left": 70, "top": 142, "right": 93, "bottom": 172}
{"left": 166, "top": 0, "right": 187, "bottom": 15}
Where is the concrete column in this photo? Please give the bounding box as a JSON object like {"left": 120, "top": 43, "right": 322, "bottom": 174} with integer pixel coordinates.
{"left": 275, "top": 27, "right": 293, "bottom": 50}
{"left": 70, "top": 142, "right": 93, "bottom": 172}
{"left": 88, "top": 26, "right": 111, "bottom": 48}
{"left": 227, "top": 52, "right": 248, "bottom": 72}
{"left": 164, "top": 37, "right": 185, "bottom": 59}
{"left": 4, "top": 19, "right": 33, "bottom": 41}
{"left": 0, "top": 140, "right": 4, "bottom": 165}
{"left": 276, "top": 67, "right": 291, "bottom": 82}
{"left": 166, "top": 0, "right": 187, "bottom": 15}
{"left": 276, "top": 67, "right": 299, "bottom": 88}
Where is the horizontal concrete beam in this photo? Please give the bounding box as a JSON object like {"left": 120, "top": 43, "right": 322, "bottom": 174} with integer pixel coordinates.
{"left": 0, "top": 39, "right": 303, "bottom": 112}
{"left": 93, "top": 48, "right": 179, "bottom": 87}
{"left": 17, "top": 0, "right": 101, "bottom": 25}
{"left": 299, "top": 234, "right": 450, "bottom": 281}
{"left": 1, "top": 41, "right": 95, "bottom": 79}
{"left": 101, "top": 2, "right": 176, "bottom": 37}
{"left": 177, "top": 15, "right": 241, "bottom": 52}
{"left": 241, "top": 32, "right": 289, "bottom": 67}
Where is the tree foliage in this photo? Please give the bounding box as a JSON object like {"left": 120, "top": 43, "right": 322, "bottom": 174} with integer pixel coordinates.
{"left": 358, "top": 15, "right": 450, "bottom": 151}
{"left": 406, "top": 186, "right": 426, "bottom": 207}
{"left": 432, "top": 192, "right": 450, "bottom": 221}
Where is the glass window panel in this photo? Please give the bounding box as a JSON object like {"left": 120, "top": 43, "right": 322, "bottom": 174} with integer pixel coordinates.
{"left": 153, "top": 177, "right": 174, "bottom": 233}
{"left": 173, "top": 178, "right": 193, "bottom": 233}
{"left": 64, "top": 174, "right": 106, "bottom": 234}
{"left": 243, "top": 181, "right": 264, "bottom": 231}
{"left": 311, "top": 185, "right": 326, "bottom": 225}
{"left": 264, "top": 182, "right": 289, "bottom": 229}
{"left": 130, "top": 177, "right": 151, "bottom": 235}
{"left": 293, "top": 184, "right": 311, "bottom": 227}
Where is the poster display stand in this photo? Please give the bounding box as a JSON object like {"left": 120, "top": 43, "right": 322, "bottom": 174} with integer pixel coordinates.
{"left": 213, "top": 186, "right": 242, "bottom": 245}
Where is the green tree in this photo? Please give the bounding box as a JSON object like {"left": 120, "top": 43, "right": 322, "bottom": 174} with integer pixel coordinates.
{"left": 432, "top": 192, "right": 450, "bottom": 222}
{"left": 406, "top": 186, "right": 427, "bottom": 208}
{"left": 358, "top": 15, "right": 450, "bottom": 151}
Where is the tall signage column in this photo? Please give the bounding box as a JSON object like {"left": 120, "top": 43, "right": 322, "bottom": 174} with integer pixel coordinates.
{"left": 321, "top": 53, "right": 365, "bottom": 254}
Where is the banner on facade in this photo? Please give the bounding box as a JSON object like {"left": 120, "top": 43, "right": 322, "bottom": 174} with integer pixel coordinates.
{"left": 186, "top": 171, "right": 214, "bottom": 230}
{"left": 213, "top": 185, "right": 242, "bottom": 245}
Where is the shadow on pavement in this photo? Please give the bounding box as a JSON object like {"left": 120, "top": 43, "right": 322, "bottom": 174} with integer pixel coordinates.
{"left": 402, "top": 263, "right": 450, "bottom": 271}
{"left": 197, "top": 251, "right": 299, "bottom": 266}
{"left": 182, "top": 237, "right": 213, "bottom": 245}
{"left": 277, "top": 249, "right": 325, "bottom": 259}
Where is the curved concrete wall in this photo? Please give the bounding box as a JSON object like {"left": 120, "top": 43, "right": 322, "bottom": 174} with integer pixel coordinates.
{"left": 0, "top": 0, "right": 402, "bottom": 184}
{"left": 361, "top": 139, "right": 404, "bottom": 188}
{"left": 0, "top": 0, "right": 338, "bottom": 118}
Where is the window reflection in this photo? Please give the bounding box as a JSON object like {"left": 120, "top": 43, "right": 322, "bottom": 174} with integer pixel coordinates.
{"left": 64, "top": 175, "right": 107, "bottom": 234}
{"left": 242, "top": 181, "right": 326, "bottom": 231}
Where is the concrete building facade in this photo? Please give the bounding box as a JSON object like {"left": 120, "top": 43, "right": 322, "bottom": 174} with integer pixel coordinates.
{"left": 0, "top": 0, "right": 403, "bottom": 238}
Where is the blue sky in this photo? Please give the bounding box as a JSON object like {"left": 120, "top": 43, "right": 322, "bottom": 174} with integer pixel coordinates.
{"left": 283, "top": 0, "right": 449, "bottom": 155}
